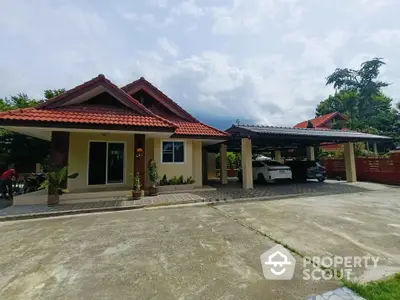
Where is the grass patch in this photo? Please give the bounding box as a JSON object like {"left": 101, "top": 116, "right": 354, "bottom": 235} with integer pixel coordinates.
{"left": 343, "top": 273, "right": 400, "bottom": 300}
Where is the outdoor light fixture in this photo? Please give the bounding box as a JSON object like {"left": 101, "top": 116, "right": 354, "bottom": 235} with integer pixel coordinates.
{"left": 136, "top": 147, "right": 143, "bottom": 158}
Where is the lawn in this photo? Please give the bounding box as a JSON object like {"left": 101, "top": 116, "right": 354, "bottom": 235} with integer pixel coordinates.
{"left": 343, "top": 273, "right": 400, "bottom": 300}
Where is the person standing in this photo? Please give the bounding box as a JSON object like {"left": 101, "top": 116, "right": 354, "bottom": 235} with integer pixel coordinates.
{"left": 0, "top": 165, "right": 17, "bottom": 200}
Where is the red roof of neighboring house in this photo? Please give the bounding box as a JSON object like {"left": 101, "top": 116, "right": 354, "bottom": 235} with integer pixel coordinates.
{"left": 294, "top": 112, "right": 347, "bottom": 128}
{"left": 0, "top": 74, "right": 229, "bottom": 138}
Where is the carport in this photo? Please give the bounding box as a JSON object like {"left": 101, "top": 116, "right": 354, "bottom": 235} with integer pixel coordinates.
{"left": 206, "top": 125, "right": 391, "bottom": 189}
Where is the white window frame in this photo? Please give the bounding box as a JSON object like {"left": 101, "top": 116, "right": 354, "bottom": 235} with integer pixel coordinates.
{"left": 161, "top": 140, "right": 185, "bottom": 164}
{"left": 87, "top": 140, "right": 127, "bottom": 185}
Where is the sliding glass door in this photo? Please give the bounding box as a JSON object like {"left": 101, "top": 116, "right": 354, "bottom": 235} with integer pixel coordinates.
{"left": 88, "top": 142, "right": 125, "bottom": 185}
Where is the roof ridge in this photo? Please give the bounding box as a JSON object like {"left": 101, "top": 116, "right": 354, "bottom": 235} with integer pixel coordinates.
{"left": 37, "top": 75, "right": 104, "bottom": 109}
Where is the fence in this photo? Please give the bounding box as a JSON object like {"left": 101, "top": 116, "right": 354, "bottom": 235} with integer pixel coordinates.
{"left": 322, "top": 151, "right": 400, "bottom": 185}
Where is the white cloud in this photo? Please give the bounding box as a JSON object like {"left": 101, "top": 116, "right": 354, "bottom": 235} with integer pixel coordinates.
{"left": 172, "top": 0, "right": 203, "bottom": 17}
{"left": 158, "top": 37, "right": 180, "bottom": 57}
{"left": 366, "top": 29, "right": 400, "bottom": 45}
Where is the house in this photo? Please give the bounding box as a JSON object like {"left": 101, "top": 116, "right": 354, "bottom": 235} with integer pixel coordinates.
{"left": 0, "top": 75, "right": 229, "bottom": 193}
{"left": 294, "top": 112, "right": 348, "bottom": 152}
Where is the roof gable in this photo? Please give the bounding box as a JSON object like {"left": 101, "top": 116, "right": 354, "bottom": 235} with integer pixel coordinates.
{"left": 121, "top": 77, "right": 198, "bottom": 122}
{"left": 294, "top": 112, "right": 348, "bottom": 128}
{"left": 38, "top": 74, "right": 155, "bottom": 117}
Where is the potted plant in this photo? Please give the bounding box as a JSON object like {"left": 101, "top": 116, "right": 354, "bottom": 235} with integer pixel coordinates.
{"left": 148, "top": 159, "right": 159, "bottom": 196}
{"left": 40, "top": 166, "right": 79, "bottom": 206}
{"left": 132, "top": 172, "right": 141, "bottom": 200}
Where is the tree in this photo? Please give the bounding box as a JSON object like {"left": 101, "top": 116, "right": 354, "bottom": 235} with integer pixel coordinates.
{"left": 44, "top": 89, "right": 65, "bottom": 100}
{"left": 0, "top": 89, "right": 65, "bottom": 171}
{"left": 316, "top": 58, "right": 398, "bottom": 142}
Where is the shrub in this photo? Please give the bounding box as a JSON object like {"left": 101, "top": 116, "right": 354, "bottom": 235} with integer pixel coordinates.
{"left": 178, "top": 175, "right": 184, "bottom": 184}
{"left": 169, "top": 176, "right": 179, "bottom": 185}
{"left": 160, "top": 174, "right": 168, "bottom": 186}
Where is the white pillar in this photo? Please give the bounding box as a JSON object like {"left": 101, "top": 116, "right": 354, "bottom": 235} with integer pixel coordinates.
{"left": 241, "top": 138, "right": 253, "bottom": 189}
{"left": 373, "top": 142, "right": 378, "bottom": 155}
{"left": 306, "top": 146, "right": 315, "bottom": 161}
{"left": 344, "top": 142, "right": 357, "bottom": 183}
{"left": 274, "top": 150, "right": 282, "bottom": 162}
{"left": 220, "top": 144, "right": 228, "bottom": 184}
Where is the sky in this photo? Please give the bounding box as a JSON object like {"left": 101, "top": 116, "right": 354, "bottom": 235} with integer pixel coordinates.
{"left": 1, "top": 0, "right": 400, "bottom": 129}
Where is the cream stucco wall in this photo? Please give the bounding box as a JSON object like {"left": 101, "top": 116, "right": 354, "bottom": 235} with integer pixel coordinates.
{"left": 68, "top": 132, "right": 134, "bottom": 192}
{"left": 153, "top": 138, "right": 202, "bottom": 186}
{"left": 67, "top": 133, "right": 202, "bottom": 192}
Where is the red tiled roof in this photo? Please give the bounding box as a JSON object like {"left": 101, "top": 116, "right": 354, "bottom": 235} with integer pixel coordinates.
{"left": 174, "top": 121, "right": 229, "bottom": 137}
{"left": 0, "top": 107, "right": 174, "bottom": 128}
{"left": 0, "top": 74, "right": 230, "bottom": 138}
{"left": 294, "top": 112, "right": 348, "bottom": 128}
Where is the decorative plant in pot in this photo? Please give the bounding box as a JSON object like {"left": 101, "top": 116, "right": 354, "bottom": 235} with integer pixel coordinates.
{"left": 132, "top": 172, "right": 141, "bottom": 200}
{"left": 147, "top": 159, "right": 159, "bottom": 196}
{"left": 40, "top": 166, "right": 79, "bottom": 206}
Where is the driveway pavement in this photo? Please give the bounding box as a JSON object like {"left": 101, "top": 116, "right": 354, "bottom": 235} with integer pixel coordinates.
{"left": 0, "top": 206, "right": 337, "bottom": 300}
{"left": 215, "top": 187, "right": 400, "bottom": 282}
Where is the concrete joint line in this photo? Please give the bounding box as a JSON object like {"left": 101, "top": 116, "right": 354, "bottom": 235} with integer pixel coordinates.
{"left": 210, "top": 205, "right": 337, "bottom": 276}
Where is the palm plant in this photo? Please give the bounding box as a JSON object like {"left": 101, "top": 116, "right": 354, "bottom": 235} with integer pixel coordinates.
{"left": 40, "top": 166, "right": 78, "bottom": 195}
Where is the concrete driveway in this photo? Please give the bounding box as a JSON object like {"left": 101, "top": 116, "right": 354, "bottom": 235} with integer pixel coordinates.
{"left": 216, "top": 187, "right": 400, "bottom": 282}
{"left": 0, "top": 206, "right": 337, "bottom": 300}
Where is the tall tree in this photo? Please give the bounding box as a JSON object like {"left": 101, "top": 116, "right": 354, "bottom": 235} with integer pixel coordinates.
{"left": 44, "top": 89, "right": 65, "bottom": 100}
{"left": 316, "top": 58, "right": 397, "bottom": 140}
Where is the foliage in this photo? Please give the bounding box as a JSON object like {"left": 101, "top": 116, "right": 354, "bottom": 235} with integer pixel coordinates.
{"left": 133, "top": 172, "right": 141, "bottom": 192}
{"left": 227, "top": 152, "right": 240, "bottom": 169}
{"left": 44, "top": 89, "right": 65, "bottom": 100}
{"left": 147, "top": 159, "right": 159, "bottom": 186}
{"left": 40, "top": 166, "right": 78, "bottom": 195}
{"left": 316, "top": 58, "right": 399, "bottom": 145}
{"left": 343, "top": 273, "right": 400, "bottom": 300}
{"left": 307, "top": 120, "right": 314, "bottom": 128}
{"left": 158, "top": 175, "right": 195, "bottom": 186}
{"left": 0, "top": 92, "right": 53, "bottom": 169}
{"left": 160, "top": 174, "right": 168, "bottom": 186}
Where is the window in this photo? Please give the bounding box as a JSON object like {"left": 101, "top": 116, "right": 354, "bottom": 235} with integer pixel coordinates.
{"left": 162, "top": 141, "right": 184, "bottom": 163}
{"left": 88, "top": 142, "right": 125, "bottom": 185}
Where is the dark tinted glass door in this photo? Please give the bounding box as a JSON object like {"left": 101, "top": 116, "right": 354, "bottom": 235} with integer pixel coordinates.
{"left": 88, "top": 142, "right": 106, "bottom": 185}
{"left": 107, "top": 143, "right": 124, "bottom": 183}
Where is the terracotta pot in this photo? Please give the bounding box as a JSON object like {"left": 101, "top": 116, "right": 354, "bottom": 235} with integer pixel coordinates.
{"left": 227, "top": 169, "right": 237, "bottom": 177}
{"left": 47, "top": 194, "right": 60, "bottom": 206}
{"left": 132, "top": 191, "right": 141, "bottom": 200}
{"left": 149, "top": 186, "right": 158, "bottom": 196}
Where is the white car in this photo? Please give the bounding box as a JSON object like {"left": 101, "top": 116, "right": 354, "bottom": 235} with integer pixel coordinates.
{"left": 252, "top": 160, "right": 292, "bottom": 182}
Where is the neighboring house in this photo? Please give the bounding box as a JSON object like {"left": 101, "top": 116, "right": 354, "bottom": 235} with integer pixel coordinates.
{"left": 294, "top": 112, "right": 348, "bottom": 152}
{"left": 0, "top": 75, "right": 229, "bottom": 192}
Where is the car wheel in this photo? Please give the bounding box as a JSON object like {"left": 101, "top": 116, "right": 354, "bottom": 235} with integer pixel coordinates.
{"left": 317, "top": 177, "right": 325, "bottom": 182}
{"left": 257, "top": 173, "right": 266, "bottom": 183}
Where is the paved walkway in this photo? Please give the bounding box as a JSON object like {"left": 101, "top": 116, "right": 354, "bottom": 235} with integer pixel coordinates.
{"left": 0, "top": 180, "right": 385, "bottom": 219}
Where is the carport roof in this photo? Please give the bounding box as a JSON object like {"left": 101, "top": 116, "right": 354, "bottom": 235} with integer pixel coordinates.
{"left": 206, "top": 124, "right": 393, "bottom": 153}
{"left": 228, "top": 125, "right": 391, "bottom": 142}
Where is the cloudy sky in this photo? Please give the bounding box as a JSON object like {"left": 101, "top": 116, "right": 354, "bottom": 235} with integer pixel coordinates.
{"left": 1, "top": 0, "right": 400, "bottom": 128}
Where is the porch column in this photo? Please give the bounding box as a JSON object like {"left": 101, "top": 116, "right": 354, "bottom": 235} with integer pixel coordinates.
{"left": 192, "top": 140, "right": 203, "bottom": 187}
{"left": 274, "top": 150, "right": 282, "bottom": 162}
{"left": 241, "top": 138, "right": 253, "bottom": 189}
{"left": 344, "top": 142, "right": 357, "bottom": 183}
{"left": 134, "top": 134, "right": 146, "bottom": 188}
{"left": 373, "top": 142, "right": 378, "bottom": 155}
{"left": 306, "top": 146, "right": 315, "bottom": 161}
{"left": 50, "top": 131, "right": 70, "bottom": 188}
{"left": 220, "top": 144, "right": 228, "bottom": 184}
